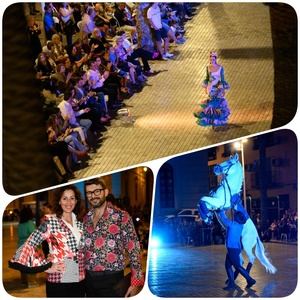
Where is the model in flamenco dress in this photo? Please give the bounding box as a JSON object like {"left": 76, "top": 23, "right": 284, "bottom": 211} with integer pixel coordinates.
{"left": 194, "top": 51, "right": 230, "bottom": 128}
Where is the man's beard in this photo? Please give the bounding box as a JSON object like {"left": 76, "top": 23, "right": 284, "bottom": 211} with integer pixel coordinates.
{"left": 92, "top": 197, "right": 105, "bottom": 208}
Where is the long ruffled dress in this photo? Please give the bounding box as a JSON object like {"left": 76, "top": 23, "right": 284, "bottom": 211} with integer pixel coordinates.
{"left": 194, "top": 66, "right": 230, "bottom": 127}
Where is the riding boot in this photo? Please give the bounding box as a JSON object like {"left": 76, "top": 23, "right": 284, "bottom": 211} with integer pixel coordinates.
{"left": 233, "top": 261, "right": 251, "bottom": 281}
{"left": 225, "top": 269, "right": 239, "bottom": 285}
{"left": 233, "top": 269, "right": 239, "bottom": 280}
{"left": 246, "top": 262, "right": 253, "bottom": 274}
{"left": 224, "top": 264, "right": 236, "bottom": 290}
{"left": 238, "top": 267, "right": 256, "bottom": 288}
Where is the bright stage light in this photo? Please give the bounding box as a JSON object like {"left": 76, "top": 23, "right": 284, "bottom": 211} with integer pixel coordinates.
{"left": 151, "top": 237, "right": 161, "bottom": 248}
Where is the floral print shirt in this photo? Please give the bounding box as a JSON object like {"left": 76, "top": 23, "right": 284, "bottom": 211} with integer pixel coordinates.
{"left": 81, "top": 202, "right": 144, "bottom": 286}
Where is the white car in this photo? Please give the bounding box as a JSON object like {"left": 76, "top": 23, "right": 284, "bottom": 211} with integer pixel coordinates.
{"left": 164, "top": 208, "right": 199, "bottom": 223}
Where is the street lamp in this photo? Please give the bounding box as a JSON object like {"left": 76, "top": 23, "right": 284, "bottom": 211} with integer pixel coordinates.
{"left": 233, "top": 139, "right": 248, "bottom": 209}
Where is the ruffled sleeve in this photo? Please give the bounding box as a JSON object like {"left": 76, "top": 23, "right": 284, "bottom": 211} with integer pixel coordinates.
{"left": 220, "top": 67, "right": 230, "bottom": 90}
{"left": 9, "top": 220, "right": 52, "bottom": 273}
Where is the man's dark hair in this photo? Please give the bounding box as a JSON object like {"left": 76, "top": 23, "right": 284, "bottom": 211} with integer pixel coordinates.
{"left": 63, "top": 87, "right": 74, "bottom": 100}
{"left": 84, "top": 178, "right": 107, "bottom": 190}
{"left": 19, "top": 206, "right": 34, "bottom": 223}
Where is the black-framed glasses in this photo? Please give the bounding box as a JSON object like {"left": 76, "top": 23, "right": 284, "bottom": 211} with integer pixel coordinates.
{"left": 86, "top": 188, "right": 104, "bottom": 198}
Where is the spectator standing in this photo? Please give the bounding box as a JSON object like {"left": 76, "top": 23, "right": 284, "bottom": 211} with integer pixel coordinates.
{"left": 44, "top": 4, "right": 57, "bottom": 41}
{"left": 27, "top": 15, "right": 42, "bottom": 60}
{"left": 59, "top": 3, "right": 75, "bottom": 52}
{"left": 147, "top": 3, "right": 172, "bottom": 60}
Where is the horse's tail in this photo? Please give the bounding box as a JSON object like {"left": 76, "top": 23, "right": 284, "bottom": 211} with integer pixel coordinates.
{"left": 255, "top": 237, "right": 277, "bottom": 274}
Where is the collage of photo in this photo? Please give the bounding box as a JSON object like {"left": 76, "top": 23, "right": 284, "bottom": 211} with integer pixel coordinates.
{"left": 1, "top": 2, "right": 298, "bottom": 299}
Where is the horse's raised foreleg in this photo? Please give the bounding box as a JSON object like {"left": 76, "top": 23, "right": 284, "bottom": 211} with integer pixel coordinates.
{"left": 197, "top": 196, "right": 218, "bottom": 224}
{"left": 197, "top": 200, "right": 212, "bottom": 223}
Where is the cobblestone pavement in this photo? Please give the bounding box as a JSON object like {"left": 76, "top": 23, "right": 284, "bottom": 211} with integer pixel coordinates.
{"left": 148, "top": 243, "right": 297, "bottom": 297}
{"left": 74, "top": 3, "right": 274, "bottom": 180}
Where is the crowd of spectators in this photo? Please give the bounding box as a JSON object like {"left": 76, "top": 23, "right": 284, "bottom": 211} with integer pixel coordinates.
{"left": 262, "top": 209, "right": 298, "bottom": 242}
{"left": 26, "top": 2, "right": 198, "bottom": 181}
{"left": 153, "top": 216, "right": 215, "bottom": 247}
{"left": 156, "top": 208, "right": 298, "bottom": 247}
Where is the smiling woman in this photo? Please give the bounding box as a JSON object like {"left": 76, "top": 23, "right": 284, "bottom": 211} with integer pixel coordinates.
{"left": 9, "top": 185, "right": 86, "bottom": 298}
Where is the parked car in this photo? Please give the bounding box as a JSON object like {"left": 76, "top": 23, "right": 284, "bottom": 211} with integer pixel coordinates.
{"left": 164, "top": 208, "right": 200, "bottom": 223}
{"left": 177, "top": 209, "right": 199, "bottom": 218}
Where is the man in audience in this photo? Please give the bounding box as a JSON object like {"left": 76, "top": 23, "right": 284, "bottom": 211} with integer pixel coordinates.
{"left": 147, "top": 3, "right": 173, "bottom": 60}
{"left": 58, "top": 88, "right": 92, "bottom": 148}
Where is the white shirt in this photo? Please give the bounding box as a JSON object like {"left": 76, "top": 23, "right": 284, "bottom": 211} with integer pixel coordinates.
{"left": 147, "top": 5, "right": 162, "bottom": 29}
{"left": 62, "top": 213, "right": 81, "bottom": 246}
{"left": 81, "top": 13, "right": 95, "bottom": 35}
{"left": 58, "top": 100, "right": 85, "bottom": 126}
{"left": 122, "top": 38, "right": 132, "bottom": 52}
{"left": 87, "top": 69, "right": 105, "bottom": 89}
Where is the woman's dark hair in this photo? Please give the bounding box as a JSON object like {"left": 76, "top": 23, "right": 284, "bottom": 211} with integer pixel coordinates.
{"left": 42, "top": 201, "right": 53, "bottom": 211}
{"left": 19, "top": 206, "right": 34, "bottom": 223}
{"left": 53, "top": 185, "right": 82, "bottom": 218}
{"left": 37, "top": 52, "right": 49, "bottom": 65}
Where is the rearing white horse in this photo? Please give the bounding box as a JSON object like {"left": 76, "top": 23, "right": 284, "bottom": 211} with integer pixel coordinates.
{"left": 197, "top": 153, "right": 277, "bottom": 274}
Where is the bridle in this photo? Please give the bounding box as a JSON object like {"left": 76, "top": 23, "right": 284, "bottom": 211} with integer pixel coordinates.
{"left": 216, "top": 159, "right": 235, "bottom": 210}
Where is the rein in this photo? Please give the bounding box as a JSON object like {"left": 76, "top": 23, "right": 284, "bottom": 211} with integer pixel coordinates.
{"left": 219, "top": 161, "right": 235, "bottom": 211}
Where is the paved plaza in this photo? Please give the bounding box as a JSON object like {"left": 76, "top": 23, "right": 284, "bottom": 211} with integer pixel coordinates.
{"left": 148, "top": 243, "right": 297, "bottom": 297}
{"left": 74, "top": 3, "right": 274, "bottom": 180}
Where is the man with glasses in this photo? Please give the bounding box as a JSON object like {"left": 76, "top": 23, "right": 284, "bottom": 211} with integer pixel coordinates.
{"left": 81, "top": 178, "right": 144, "bottom": 297}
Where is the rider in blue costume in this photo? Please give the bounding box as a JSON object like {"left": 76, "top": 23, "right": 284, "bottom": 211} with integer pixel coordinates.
{"left": 217, "top": 209, "right": 256, "bottom": 290}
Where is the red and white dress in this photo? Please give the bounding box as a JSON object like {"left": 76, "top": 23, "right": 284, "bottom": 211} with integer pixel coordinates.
{"left": 9, "top": 214, "right": 85, "bottom": 283}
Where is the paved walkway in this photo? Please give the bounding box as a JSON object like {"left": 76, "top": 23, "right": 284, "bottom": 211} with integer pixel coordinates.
{"left": 74, "top": 3, "right": 274, "bottom": 180}
{"left": 148, "top": 243, "right": 297, "bottom": 297}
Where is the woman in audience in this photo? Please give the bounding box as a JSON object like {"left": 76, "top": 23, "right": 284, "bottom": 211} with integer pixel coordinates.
{"left": 47, "top": 113, "right": 88, "bottom": 160}
{"left": 51, "top": 34, "right": 68, "bottom": 63}
{"left": 35, "top": 52, "right": 56, "bottom": 91}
